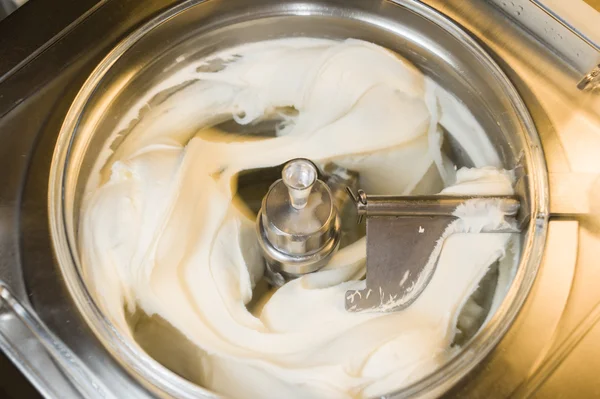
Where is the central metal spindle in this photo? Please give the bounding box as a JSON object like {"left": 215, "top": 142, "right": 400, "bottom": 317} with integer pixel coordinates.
{"left": 256, "top": 159, "right": 343, "bottom": 286}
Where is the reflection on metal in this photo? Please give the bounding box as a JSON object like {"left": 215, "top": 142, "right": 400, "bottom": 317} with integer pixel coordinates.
{"left": 578, "top": 64, "right": 600, "bottom": 91}
{"left": 0, "top": 0, "right": 27, "bottom": 21}
{"left": 0, "top": 282, "right": 112, "bottom": 398}
{"left": 487, "top": 0, "right": 600, "bottom": 90}
{"left": 257, "top": 159, "right": 341, "bottom": 285}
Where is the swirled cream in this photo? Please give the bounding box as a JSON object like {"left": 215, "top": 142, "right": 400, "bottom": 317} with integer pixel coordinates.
{"left": 81, "top": 38, "right": 518, "bottom": 398}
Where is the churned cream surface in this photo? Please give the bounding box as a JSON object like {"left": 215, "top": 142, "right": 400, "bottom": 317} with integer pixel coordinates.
{"left": 81, "top": 38, "right": 517, "bottom": 398}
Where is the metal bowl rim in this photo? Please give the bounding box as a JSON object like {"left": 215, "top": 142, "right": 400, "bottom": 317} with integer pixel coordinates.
{"left": 48, "top": 0, "right": 549, "bottom": 397}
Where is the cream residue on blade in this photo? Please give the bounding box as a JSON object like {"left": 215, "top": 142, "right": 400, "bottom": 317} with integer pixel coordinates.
{"left": 80, "top": 38, "right": 517, "bottom": 398}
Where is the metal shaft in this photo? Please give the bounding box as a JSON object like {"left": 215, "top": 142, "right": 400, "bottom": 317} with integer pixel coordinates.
{"left": 347, "top": 188, "right": 521, "bottom": 219}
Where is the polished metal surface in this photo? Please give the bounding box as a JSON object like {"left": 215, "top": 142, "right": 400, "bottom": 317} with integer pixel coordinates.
{"left": 0, "top": 0, "right": 27, "bottom": 19}
{"left": 346, "top": 215, "right": 454, "bottom": 312}
{"left": 0, "top": 0, "right": 597, "bottom": 397}
{"left": 0, "top": 0, "right": 107, "bottom": 93}
{"left": 487, "top": 0, "right": 600, "bottom": 83}
{"left": 254, "top": 162, "right": 360, "bottom": 284}
{"left": 0, "top": 0, "right": 25, "bottom": 21}
{"left": 578, "top": 64, "right": 600, "bottom": 91}
{"left": 0, "top": 283, "right": 112, "bottom": 398}
{"left": 262, "top": 162, "right": 336, "bottom": 256}
{"left": 257, "top": 159, "right": 341, "bottom": 282}
{"left": 258, "top": 216, "right": 340, "bottom": 282}
{"left": 351, "top": 193, "right": 520, "bottom": 218}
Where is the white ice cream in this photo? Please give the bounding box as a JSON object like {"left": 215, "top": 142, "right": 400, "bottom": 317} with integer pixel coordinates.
{"left": 81, "top": 38, "right": 518, "bottom": 398}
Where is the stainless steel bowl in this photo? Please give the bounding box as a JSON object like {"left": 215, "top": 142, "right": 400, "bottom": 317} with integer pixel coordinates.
{"left": 48, "top": 0, "right": 548, "bottom": 397}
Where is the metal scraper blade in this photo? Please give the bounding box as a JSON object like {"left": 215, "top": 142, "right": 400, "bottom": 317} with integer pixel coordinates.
{"left": 344, "top": 189, "right": 521, "bottom": 312}
{"left": 345, "top": 215, "right": 454, "bottom": 312}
